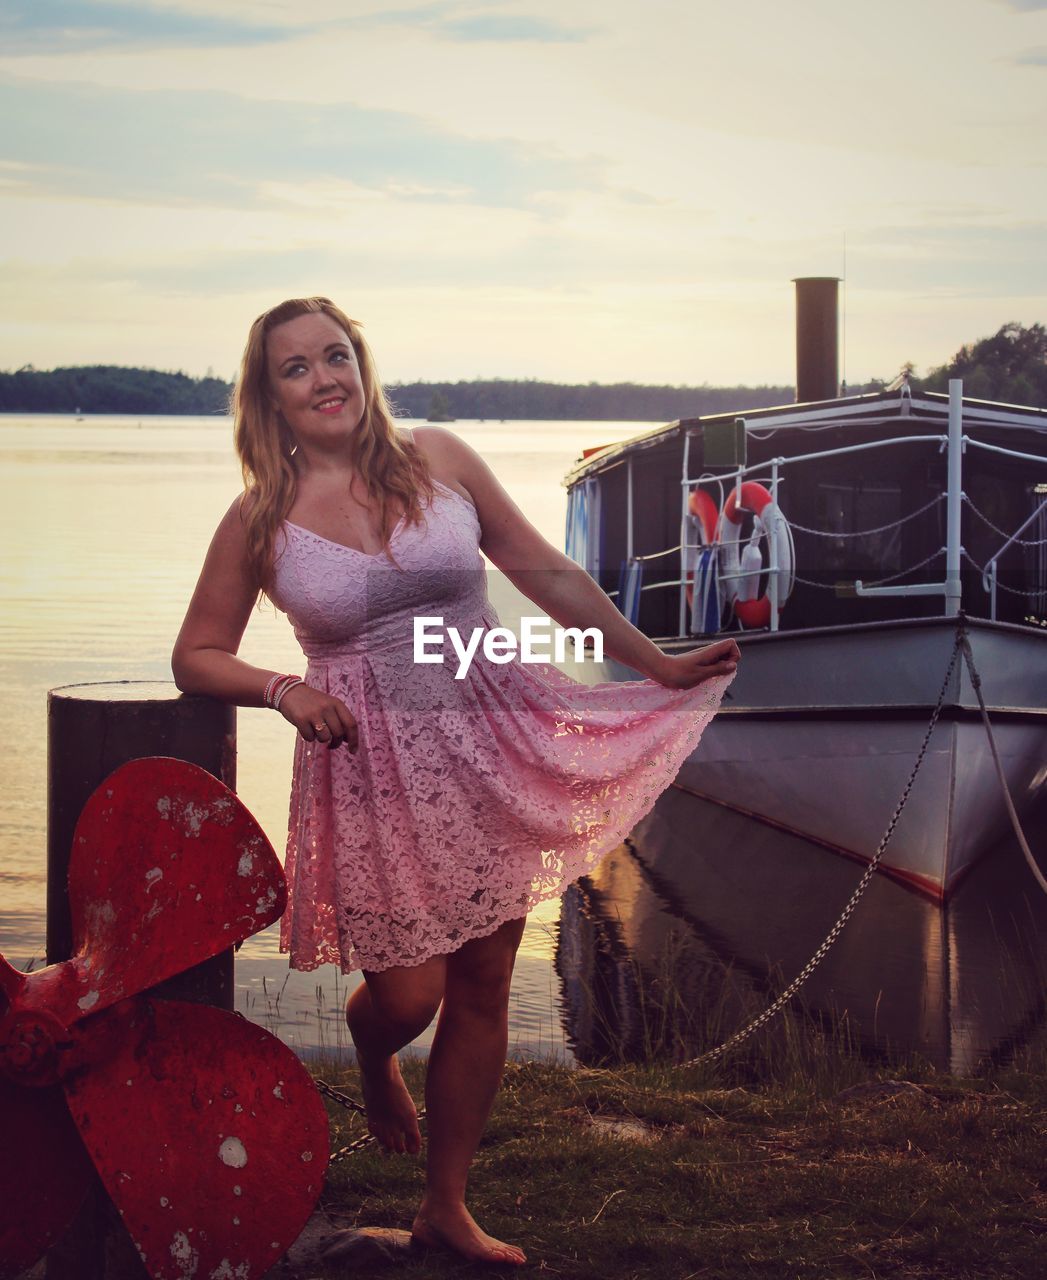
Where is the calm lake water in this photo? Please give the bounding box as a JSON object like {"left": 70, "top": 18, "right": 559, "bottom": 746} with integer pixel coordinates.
{"left": 3, "top": 413, "right": 1045, "bottom": 1073}
{"left": 0, "top": 413, "right": 644, "bottom": 1063}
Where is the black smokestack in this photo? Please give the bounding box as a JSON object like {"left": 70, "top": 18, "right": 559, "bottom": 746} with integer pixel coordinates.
{"left": 793, "top": 276, "right": 840, "bottom": 402}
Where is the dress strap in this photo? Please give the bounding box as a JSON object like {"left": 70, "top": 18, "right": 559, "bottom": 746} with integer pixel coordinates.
{"left": 400, "top": 425, "right": 416, "bottom": 444}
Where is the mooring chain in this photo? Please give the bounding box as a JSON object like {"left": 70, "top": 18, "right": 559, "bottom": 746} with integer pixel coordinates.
{"left": 315, "top": 1077, "right": 428, "bottom": 1165}
{"left": 674, "top": 618, "right": 966, "bottom": 1070}
{"left": 315, "top": 1078, "right": 367, "bottom": 1115}
{"left": 312, "top": 615, "right": 1043, "bottom": 1130}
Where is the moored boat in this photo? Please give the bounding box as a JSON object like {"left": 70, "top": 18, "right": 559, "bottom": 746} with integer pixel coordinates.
{"left": 563, "top": 280, "right": 1047, "bottom": 900}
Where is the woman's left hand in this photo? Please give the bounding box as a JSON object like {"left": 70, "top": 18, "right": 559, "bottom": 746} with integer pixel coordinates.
{"left": 649, "top": 638, "right": 741, "bottom": 690}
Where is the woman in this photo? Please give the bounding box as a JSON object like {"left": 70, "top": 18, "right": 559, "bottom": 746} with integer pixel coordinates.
{"left": 172, "top": 297, "right": 739, "bottom": 1267}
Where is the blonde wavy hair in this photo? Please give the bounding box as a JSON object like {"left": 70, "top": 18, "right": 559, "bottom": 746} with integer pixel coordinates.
{"left": 232, "top": 297, "right": 435, "bottom": 601}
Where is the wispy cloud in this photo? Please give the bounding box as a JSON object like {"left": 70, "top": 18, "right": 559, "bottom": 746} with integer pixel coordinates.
{"left": 0, "top": 0, "right": 287, "bottom": 53}
{"left": 0, "top": 0, "right": 1044, "bottom": 384}
{"left": 0, "top": 76, "right": 603, "bottom": 210}
{"left": 437, "top": 13, "right": 593, "bottom": 42}
{"left": 352, "top": 2, "right": 594, "bottom": 42}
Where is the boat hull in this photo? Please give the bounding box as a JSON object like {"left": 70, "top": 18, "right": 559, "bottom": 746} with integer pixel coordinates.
{"left": 577, "top": 614, "right": 1047, "bottom": 898}
{"left": 557, "top": 785, "right": 1047, "bottom": 1072}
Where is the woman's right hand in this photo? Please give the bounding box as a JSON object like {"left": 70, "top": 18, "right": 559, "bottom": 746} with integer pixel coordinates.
{"left": 648, "top": 637, "right": 740, "bottom": 690}
{"left": 278, "top": 682, "right": 359, "bottom": 752}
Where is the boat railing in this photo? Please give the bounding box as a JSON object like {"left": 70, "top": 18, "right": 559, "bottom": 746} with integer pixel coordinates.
{"left": 607, "top": 380, "right": 1046, "bottom": 636}
{"left": 607, "top": 441, "right": 949, "bottom": 598}
{"left": 975, "top": 484, "right": 1047, "bottom": 621}
{"left": 684, "top": 431, "right": 954, "bottom": 636}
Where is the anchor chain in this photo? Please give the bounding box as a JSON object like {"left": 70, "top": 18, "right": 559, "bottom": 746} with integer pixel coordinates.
{"left": 673, "top": 615, "right": 966, "bottom": 1070}
{"left": 312, "top": 615, "right": 1044, "bottom": 1134}
{"left": 315, "top": 1076, "right": 428, "bottom": 1165}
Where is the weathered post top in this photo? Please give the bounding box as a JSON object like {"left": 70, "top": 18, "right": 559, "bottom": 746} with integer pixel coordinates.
{"left": 46, "top": 680, "right": 235, "bottom": 991}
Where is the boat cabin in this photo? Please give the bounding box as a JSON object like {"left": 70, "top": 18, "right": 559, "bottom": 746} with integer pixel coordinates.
{"left": 564, "top": 388, "right": 1047, "bottom": 640}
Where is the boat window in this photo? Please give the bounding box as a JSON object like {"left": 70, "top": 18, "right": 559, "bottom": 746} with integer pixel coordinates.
{"left": 816, "top": 481, "right": 903, "bottom": 573}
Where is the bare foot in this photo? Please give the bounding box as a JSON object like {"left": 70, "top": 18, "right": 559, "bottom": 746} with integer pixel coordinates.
{"left": 411, "top": 1203, "right": 526, "bottom": 1266}
{"left": 357, "top": 1053, "right": 421, "bottom": 1154}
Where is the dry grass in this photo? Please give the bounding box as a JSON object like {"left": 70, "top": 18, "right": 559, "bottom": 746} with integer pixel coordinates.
{"left": 308, "top": 1044, "right": 1047, "bottom": 1279}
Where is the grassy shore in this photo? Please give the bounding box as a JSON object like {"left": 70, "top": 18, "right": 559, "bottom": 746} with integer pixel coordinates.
{"left": 308, "top": 1040, "right": 1046, "bottom": 1279}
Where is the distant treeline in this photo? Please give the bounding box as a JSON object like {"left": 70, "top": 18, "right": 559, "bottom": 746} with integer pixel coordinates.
{"left": 384, "top": 379, "right": 797, "bottom": 422}
{"left": 0, "top": 365, "right": 232, "bottom": 415}
{"left": 5, "top": 320, "right": 1043, "bottom": 417}
{"left": 0, "top": 363, "right": 798, "bottom": 420}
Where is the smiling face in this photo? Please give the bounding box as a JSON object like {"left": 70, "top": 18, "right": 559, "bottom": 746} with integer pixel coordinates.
{"left": 265, "top": 311, "right": 366, "bottom": 457}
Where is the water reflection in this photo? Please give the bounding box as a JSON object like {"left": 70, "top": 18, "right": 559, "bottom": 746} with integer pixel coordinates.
{"left": 556, "top": 785, "right": 1047, "bottom": 1074}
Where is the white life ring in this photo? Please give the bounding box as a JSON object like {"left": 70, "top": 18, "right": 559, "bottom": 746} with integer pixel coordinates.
{"left": 717, "top": 481, "right": 795, "bottom": 629}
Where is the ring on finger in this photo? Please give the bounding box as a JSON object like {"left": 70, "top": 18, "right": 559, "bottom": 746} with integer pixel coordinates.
{"left": 314, "top": 722, "right": 328, "bottom": 733}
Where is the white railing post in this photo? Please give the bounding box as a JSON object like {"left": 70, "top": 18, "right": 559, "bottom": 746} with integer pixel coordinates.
{"left": 945, "top": 379, "right": 964, "bottom": 617}
{"left": 679, "top": 433, "right": 691, "bottom": 638}
{"left": 769, "top": 458, "right": 780, "bottom": 632}
{"left": 626, "top": 455, "right": 634, "bottom": 562}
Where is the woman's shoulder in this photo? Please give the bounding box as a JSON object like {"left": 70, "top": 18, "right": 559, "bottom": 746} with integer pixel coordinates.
{"left": 406, "top": 425, "right": 476, "bottom": 506}
{"left": 408, "top": 423, "right": 469, "bottom": 469}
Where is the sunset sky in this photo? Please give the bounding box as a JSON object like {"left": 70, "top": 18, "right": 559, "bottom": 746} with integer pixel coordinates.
{"left": 2, "top": 0, "right": 1045, "bottom": 387}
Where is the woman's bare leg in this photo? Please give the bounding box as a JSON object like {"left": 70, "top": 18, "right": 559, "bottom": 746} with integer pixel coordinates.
{"left": 345, "top": 958, "right": 445, "bottom": 1154}
{"left": 411, "top": 915, "right": 528, "bottom": 1265}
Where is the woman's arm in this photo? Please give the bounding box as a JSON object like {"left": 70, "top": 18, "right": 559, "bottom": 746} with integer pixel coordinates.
{"left": 171, "top": 497, "right": 358, "bottom": 748}
{"left": 415, "top": 428, "right": 740, "bottom": 688}
{"left": 171, "top": 497, "right": 274, "bottom": 702}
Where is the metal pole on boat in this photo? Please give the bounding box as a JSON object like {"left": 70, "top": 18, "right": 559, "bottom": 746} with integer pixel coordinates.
{"left": 769, "top": 459, "right": 780, "bottom": 632}
{"left": 626, "top": 455, "right": 634, "bottom": 562}
{"left": 679, "top": 432, "right": 691, "bottom": 638}
{"left": 945, "top": 379, "right": 964, "bottom": 617}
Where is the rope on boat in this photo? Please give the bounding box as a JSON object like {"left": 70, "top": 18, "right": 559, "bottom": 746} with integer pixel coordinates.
{"left": 673, "top": 612, "right": 1045, "bottom": 1070}
{"left": 959, "top": 633, "right": 1047, "bottom": 897}
{"left": 632, "top": 543, "right": 683, "bottom": 562}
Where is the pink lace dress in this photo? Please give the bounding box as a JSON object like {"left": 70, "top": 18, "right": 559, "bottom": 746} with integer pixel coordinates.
{"left": 270, "top": 469, "right": 735, "bottom": 974}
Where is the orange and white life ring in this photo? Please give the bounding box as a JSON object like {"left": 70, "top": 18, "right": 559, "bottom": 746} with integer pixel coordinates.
{"left": 718, "top": 481, "right": 795, "bottom": 629}
{"left": 684, "top": 487, "right": 720, "bottom": 611}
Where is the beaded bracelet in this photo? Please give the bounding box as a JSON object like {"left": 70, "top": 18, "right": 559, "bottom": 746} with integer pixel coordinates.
{"left": 264, "top": 673, "right": 287, "bottom": 706}
{"left": 272, "top": 677, "right": 304, "bottom": 712}
{"left": 267, "top": 674, "right": 300, "bottom": 707}
{"left": 264, "top": 673, "right": 303, "bottom": 709}
{"left": 271, "top": 676, "right": 298, "bottom": 706}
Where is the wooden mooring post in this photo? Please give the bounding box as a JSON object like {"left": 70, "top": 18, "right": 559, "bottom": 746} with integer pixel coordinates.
{"left": 43, "top": 680, "right": 236, "bottom": 1280}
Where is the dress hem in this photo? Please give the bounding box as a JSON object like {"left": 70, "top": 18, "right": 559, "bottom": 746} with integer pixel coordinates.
{"left": 277, "top": 667, "right": 732, "bottom": 976}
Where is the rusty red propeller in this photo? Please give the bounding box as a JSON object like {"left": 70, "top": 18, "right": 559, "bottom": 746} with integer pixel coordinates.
{"left": 0, "top": 757, "right": 329, "bottom": 1279}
